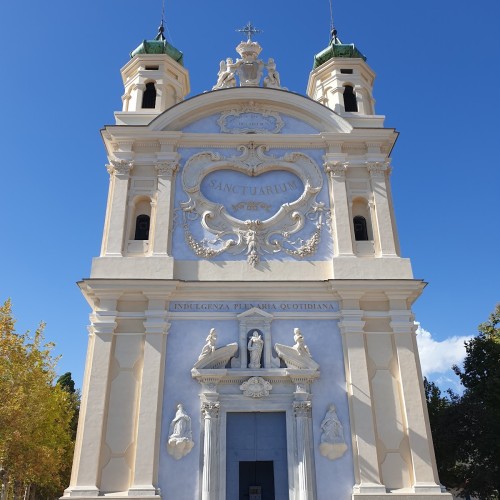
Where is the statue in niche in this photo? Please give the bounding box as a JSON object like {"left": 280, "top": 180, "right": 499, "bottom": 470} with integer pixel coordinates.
{"left": 167, "top": 404, "right": 194, "bottom": 460}
{"left": 247, "top": 330, "right": 264, "bottom": 368}
{"left": 263, "top": 58, "right": 281, "bottom": 88}
{"left": 319, "top": 404, "right": 347, "bottom": 460}
{"left": 198, "top": 328, "right": 217, "bottom": 360}
{"left": 293, "top": 328, "right": 312, "bottom": 357}
{"left": 212, "top": 58, "right": 237, "bottom": 90}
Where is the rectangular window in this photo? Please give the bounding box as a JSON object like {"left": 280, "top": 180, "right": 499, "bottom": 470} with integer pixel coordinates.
{"left": 340, "top": 68, "right": 353, "bottom": 74}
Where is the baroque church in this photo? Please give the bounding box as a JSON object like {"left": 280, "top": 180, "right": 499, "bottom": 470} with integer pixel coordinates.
{"left": 63, "top": 18, "right": 451, "bottom": 500}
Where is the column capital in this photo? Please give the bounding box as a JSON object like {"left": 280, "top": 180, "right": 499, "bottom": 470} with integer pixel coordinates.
{"left": 155, "top": 160, "right": 178, "bottom": 178}
{"left": 293, "top": 400, "right": 312, "bottom": 418}
{"left": 106, "top": 158, "right": 134, "bottom": 177}
{"left": 201, "top": 401, "right": 220, "bottom": 419}
{"left": 323, "top": 160, "right": 348, "bottom": 178}
{"left": 366, "top": 160, "right": 391, "bottom": 178}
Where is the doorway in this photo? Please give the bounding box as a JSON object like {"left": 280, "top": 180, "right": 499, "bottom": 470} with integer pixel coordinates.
{"left": 226, "top": 412, "right": 288, "bottom": 500}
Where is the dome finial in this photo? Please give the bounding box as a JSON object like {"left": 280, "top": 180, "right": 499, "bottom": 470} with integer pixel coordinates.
{"left": 328, "top": 0, "right": 340, "bottom": 44}
{"left": 155, "top": 20, "right": 166, "bottom": 41}
{"left": 330, "top": 27, "right": 340, "bottom": 45}
{"left": 155, "top": 0, "right": 166, "bottom": 41}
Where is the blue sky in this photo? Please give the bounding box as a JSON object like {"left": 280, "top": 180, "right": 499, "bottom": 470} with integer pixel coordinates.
{"left": 1, "top": 0, "right": 498, "bottom": 390}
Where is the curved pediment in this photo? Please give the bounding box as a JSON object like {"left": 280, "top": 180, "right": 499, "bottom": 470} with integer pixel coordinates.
{"left": 192, "top": 343, "right": 239, "bottom": 369}
{"left": 147, "top": 87, "right": 353, "bottom": 134}
{"left": 274, "top": 343, "right": 319, "bottom": 370}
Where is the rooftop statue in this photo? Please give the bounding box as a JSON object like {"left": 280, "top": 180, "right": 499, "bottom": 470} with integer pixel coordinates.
{"left": 212, "top": 23, "right": 285, "bottom": 90}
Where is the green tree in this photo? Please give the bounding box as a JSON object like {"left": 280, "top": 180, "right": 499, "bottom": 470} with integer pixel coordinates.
{"left": 424, "top": 378, "right": 462, "bottom": 491}
{"left": 452, "top": 305, "right": 500, "bottom": 499}
{"left": 0, "top": 300, "right": 76, "bottom": 500}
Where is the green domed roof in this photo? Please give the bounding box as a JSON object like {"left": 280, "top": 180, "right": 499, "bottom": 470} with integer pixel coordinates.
{"left": 130, "top": 23, "right": 184, "bottom": 66}
{"left": 313, "top": 29, "right": 366, "bottom": 69}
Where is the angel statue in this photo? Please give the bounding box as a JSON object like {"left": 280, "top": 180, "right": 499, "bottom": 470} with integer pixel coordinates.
{"left": 264, "top": 58, "right": 281, "bottom": 88}
{"left": 293, "top": 328, "right": 312, "bottom": 357}
{"left": 198, "top": 328, "right": 217, "bottom": 360}
{"left": 213, "top": 58, "right": 237, "bottom": 90}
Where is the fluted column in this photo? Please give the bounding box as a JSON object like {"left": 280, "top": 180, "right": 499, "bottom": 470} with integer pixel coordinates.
{"left": 324, "top": 160, "right": 354, "bottom": 256}
{"left": 294, "top": 401, "right": 316, "bottom": 500}
{"left": 129, "top": 297, "right": 170, "bottom": 496}
{"left": 152, "top": 159, "right": 178, "bottom": 255}
{"left": 367, "top": 162, "right": 397, "bottom": 256}
{"left": 103, "top": 159, "right": 134, "bottom": 256}
{"left": 339, "top": 302, "right": 386, "bottom": 495}
{"left": 65, "top": 296, "right": 118, "bottom": 496}
{"left": 201, "top": 402, "right": 220, "bottom": 500}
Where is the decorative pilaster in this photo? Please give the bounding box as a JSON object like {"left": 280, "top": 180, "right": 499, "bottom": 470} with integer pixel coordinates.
{"left": 293, "top": 401, "right": 316, "bottom": 500}
{"left": 201, "top": 402, "right": 220, "bottom": 500}
{"left": 129, "top": 297, "right": 170, "bottom": 496}
{"left": 324, "top": 159, "right": 354, "bottom": 256}
{"left": 152, "top": 159, "right": 178, "bottom": 255}
{"left": 339, "top": 304, "right": 386, "bottom": 495}
{"left": 389, "top": 304, "right": 442, "bottom": 493}
{"left": 103, "top": 159, "right": 134, "bottom": 256}
{"left": 367, "top": 161, "right": 397, "bottom": 257}
{"left": 64, "top": 297, "right": 118, "bottom": 497}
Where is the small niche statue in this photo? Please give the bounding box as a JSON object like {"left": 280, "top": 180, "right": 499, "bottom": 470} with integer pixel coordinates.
{"left": 319, "top": 404, "right": 347, "bottom": 460}
{"left": 198, "top": 328, "right": 217, "bottom": 360}
{"left": 167, "top": 404, "right": 194, "bottom": 460}
{"left": 247, "top": 330, "right": 264, "bottom": 368}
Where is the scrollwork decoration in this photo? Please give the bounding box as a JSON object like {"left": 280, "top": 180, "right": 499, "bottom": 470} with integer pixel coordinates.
{"left": 179, "top": 145, "right": 331, "bottom": 266}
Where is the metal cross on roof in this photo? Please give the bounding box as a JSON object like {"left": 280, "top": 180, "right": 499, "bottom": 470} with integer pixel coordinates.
{"left": 236, "top": 21, "right": 262, "bottom": 41}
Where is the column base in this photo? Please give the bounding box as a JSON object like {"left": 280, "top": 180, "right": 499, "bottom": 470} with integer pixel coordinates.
{"left": 62, "top": 486, "right": 100, "bottom": 497}
{"left": 353, "top": 483, "right": 387, "bottom": 495}
{"left": 352, "top": 484, "right": 452, "bottom": 499}
{"left": 127, "top": 486, "right": 160, "bottom": 497}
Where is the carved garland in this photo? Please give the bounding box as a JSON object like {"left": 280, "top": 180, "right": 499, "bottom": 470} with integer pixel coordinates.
{"left": 179, "top": 144, "right": 330, "bottom": 266}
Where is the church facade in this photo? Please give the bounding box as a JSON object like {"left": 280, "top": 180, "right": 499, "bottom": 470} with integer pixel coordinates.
{"left": 64, "top": 23, "right": 451, "bottom": 500}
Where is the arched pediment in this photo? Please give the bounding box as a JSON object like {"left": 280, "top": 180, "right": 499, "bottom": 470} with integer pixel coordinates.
{"left": 147, "top": 87, "right": 353, "bottom": 134}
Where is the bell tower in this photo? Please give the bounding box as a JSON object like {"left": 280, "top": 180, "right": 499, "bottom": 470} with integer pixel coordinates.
{"left": 116, "top": 22, "right": 190, "bottom": 126}
{"left": 307, "top": 28, "right": 375, "bottom": 116}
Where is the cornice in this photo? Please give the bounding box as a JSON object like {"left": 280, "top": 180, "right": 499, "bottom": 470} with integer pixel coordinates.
{"left": 77, "top": 278, "right": 425, "bottom": 305}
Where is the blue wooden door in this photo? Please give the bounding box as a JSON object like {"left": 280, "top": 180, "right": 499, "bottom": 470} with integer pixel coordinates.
{"left": 226, "top": 412, "right": 288, "bottom": 500}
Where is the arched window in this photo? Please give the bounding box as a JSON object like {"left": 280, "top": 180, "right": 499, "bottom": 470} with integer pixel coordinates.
{"left": 343, "top": 85, "right": 358, "bottom": 112}
{"left": 353, "top": 216, "right": 368, "bottom": 241}
{"left": 141, "top": 82, "right": 157, "bottom": 109}
{"left": 134, "top": 214, "right": 150, "bottom": 240}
